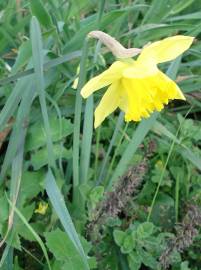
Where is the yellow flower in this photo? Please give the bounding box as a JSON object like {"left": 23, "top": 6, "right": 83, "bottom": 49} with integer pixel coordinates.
{"left": 35, "top": 202, "right": 48, "bottom": 215}
{"left": 155, "top": 160, "right": 164, "bottom": 169}
{"left": 81, "top": 36, "right": 194, "bottom": 128}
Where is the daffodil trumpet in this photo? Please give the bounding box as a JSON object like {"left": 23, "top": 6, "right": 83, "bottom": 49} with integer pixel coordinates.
{"left": 81, "top": 31, "right": 194, "bottom": 128}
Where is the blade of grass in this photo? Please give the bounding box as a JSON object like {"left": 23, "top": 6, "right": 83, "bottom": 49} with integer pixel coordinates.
{"left": 0, "top": 118, "right": 26, "bottom": 249}
{"left": 0, "top": 51, "right": 81, "bottom": 86}
{"left": 152, "top": 121, "right": 181, "bottom": 144}
{"left": 6, "top": 195, "right": 52, "bottom": 270}
{"left": 0, "top": 245, "right": 13, "bottom": 269}
{"left": 9, "top": 128, "right": 25, "bottom": 218}
{"left": 97, "top": 0, "right": 106, "bottom": 25}
{"left": 0, "top": 82, "right": 35, "bottom": 181}
{"left": 152, "top": 120, "right": 201, "bottom": 171}
{"left": 147, "top": 138, "right": 177, "bottom": 222}
{"left": 63, "top": 5, "right": 147, "bottom": 53}
{"left": 80, "top": 0, "right": 105, "bottom": 184}
{"left": 80, "top": 96, "right": 93, "bottom": 184}
{"left": 97, "top": 112, "right": 124, "bottom": 185}
{"left": 107, "top": 113, "right": 158, "bottom": 190}
{"left": 105, "top": 121, "right": 129, "bottom": 188}
{"left": 0, "top": 247, "right": 13, "bottom": 270}
{"left": 30, "top": 16, "right": 56, "bottom": 169}
{"left": 72, "top": 38, "right": 88, "bottom": 192}
{"left": 0, "top": 74, "right": 33, "bottom": 131}
{"left": 6, "top": 248, "right": 13, "bottom": 270}
{"left": 45, "top": 169, "right": 90, "bottom": 270}
{"left": 0, "top": 245, "right": 11, "bottom": 268}
{"left": 180, "top": 147, "right": 201, "bottom": 170}
{"left": 147, "top": 106, "right": 193, "bottom": 221}
{"left": 22, "top": 246, "right": 44, "bottom": 267}
{"left": 46, "top": 93, "right": 64, "bottom": 176}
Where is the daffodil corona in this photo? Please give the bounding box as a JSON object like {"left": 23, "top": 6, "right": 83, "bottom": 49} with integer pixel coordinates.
{"left": 81, "top": 35, "right": 194, "bottom": 128}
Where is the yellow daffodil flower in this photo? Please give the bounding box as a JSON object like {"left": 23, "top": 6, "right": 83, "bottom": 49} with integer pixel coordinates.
{"left": 35, "top": 202, "right": 48, "bottom": 215}
{"left": 81, "top": 35, "right": 194, "bottom": 128}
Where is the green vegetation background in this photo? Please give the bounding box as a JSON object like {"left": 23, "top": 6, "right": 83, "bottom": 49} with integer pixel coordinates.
{"left": 0, "top": 0, "right": 201, "bottom": 269}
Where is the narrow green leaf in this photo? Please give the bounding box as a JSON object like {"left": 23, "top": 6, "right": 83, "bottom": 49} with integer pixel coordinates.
{"left": 30, "top": 0, "right": 53, "bottom": 29}
{"left": 73, "top": 39, "right": 89, "bottom": 189}
{"left": 0, "top": 75, "right": 33, "bottom": 132}
{"left": 80, "top": 96, "right": 94, "bottom": 184}
{"left": 97, "top": 112, "right": 124, "bottom": 185}
{"left": 7, "top": 197, "right": 51, "bottom": 270}
{"left": 12, "top": 40, "right": 32, "bottom": 74}
{"left": 30, "top": 16, "right": 55, "bottom": 169}
{"left": 1, "top": 128, "right": 26, "bottom": 265}
{"left": 170, "top": 0, "right": 195, "bottom": 15}
{"left": 0, "top": 51, "right": 81, "bottom": 86}
{"left": 107, "top": 113, "right": 158, "bottom": 190}
{"left": 0, "top": 81, "right": 35, "bottom": 180}
{"left": 152, "top": 121, "right": 201, "bottom": 171}
{"left": 45, "top": 169, "right": 90, "bottom": 270}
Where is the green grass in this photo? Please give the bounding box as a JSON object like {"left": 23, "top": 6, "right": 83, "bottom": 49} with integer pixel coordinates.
{"left": 0, "top": 1, "right": 201, "bottom": 269}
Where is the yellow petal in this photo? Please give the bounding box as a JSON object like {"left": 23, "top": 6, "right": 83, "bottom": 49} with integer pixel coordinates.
{"left": 81, "top": 61, "right": 129, "bottom": 98}
{"left": 122, "top": 78, "right": 150, "bottom": 121}
{"left": 94, "top": 82, "right": 121, "bottom": 128}
{"left": 138, "top": 35, "right": 194, "bottom": 64}
{"left": 118, "top": 82, "right": 128, "bottom": 113}
{"left": 35, "top": 202, "right": 48, "bottom": 215}
{"left": 142, "top": 71, "right": 185, "bottom": 112}
{"left": 121, "top": 70, "right": 185, "bottom": 122}
{"left": 123, "top": 61, "right": 158, "bottom": 78}
{"left": 175, "top": 88, "right": 186, "bottom": 100}
{"left": 157, "top": 71, "right": 186, "bottom": 101}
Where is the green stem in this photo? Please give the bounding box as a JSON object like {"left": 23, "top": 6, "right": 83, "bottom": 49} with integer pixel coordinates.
{"left": 97, "top": 0, "right": 106, "bottom": 25}
{"left": 72, "top": 39, "right": 89, "bottom": 193}
{"left": 147, "top": 107, "right": 193, "bottom": 221}
{"left": 94, "top": 126, "right": 101, "bottom": 181}
{"left": 105, "top": 123, "right": 129, "bottom": 188}
{"left": 175, "top": 172, "right": 180, "bottom": 223}
{"left": 97, "top": 112, "right": 124, "bottom": 185}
